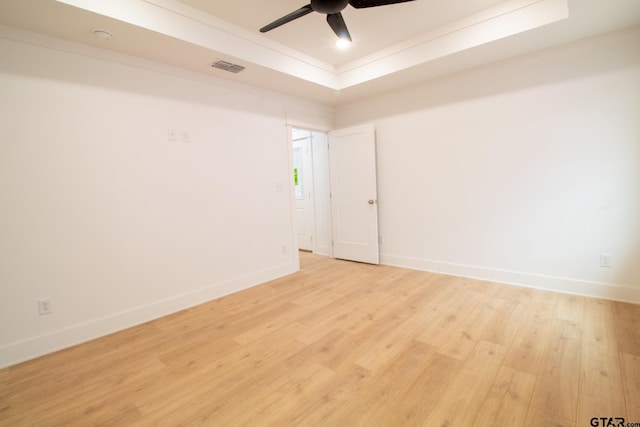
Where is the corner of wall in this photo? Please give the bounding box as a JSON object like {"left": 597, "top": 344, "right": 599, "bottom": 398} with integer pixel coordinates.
{"left": 0, "top": 260, "right": 298, "bottom": 369}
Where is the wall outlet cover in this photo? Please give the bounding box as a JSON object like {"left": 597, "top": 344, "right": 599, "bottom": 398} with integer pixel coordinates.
{"left": 38, "top": 298, "right": 53, "bottom": 315}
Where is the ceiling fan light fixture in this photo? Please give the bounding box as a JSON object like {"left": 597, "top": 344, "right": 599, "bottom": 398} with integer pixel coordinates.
{"left": 260, "top": 0, "right": 415, "bottom": 41}
{"left": 335, "top": 38, "right": 352, "bottom": 49}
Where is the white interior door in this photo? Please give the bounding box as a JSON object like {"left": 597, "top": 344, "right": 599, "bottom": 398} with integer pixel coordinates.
{"left": 293, "top": 136, "right": 314, "bottom": 251}
{"left": 329, "top": 124, "right": 379, "bottom": 264}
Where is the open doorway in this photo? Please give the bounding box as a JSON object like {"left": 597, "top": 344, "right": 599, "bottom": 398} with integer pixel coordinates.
{"left": 292, "top": 129, "right": 313, "bottom": 251}
{"left": 291, "top": 127, "right": 332, "bottom": 258}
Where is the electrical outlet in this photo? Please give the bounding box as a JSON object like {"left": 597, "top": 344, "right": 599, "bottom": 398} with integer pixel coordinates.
{"left": 167, "top": 128, "right": 177, "bottom": 141}
{"left": 38, "top": 298, "right": 52, "bottom": 315}
{"left": 600, "top": 254, "right": 612, "bottom": 268}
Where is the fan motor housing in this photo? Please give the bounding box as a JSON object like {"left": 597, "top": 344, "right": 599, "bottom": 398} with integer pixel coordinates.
{"left": 311, "top": 0, "right": 349, "bottom": 14}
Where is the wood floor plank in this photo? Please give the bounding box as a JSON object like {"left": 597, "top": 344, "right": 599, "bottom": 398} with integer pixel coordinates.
{"left": 381, "top": 352, "right": 461, "bottom": 426}
{"left": 489, "top": 281, "right": 536, "bottom": 302}
{"left": 620, "top": 352, "right": 640, "bottom": 421}
{"left": 285, "top": 329, "right": 356, "bottom": 372}
{"left": 614, "top": 301, "right": 640, "bottom": 320}
{"left": 503, "top": 301, "right": 557, "bottom": 375}
{"left": 156, "top": 334, "right": 240, "bottom": 370}
{"left": 135, "top": 328, "right": 310, "bottom": 423}
{"left": 414, "top": 289, "right": 487, "bottom": 347}
{"left": 295, "top": 290, "right": 399, "bottom": 345}
{"left": 355, "top": 342, "right": 450, "bottom": 427}
{"left": 480, "top": 297, "right": 531, "bottom": 347}
{"left": 524, "top": 407, "right": 576, "bottom": 427}
{"left": 286, "top": 365, "right": 372, "bottom": 426}
{"left": 1, "top": 252, "right": 637, "bottom": 426}
{"left": 423, "top": 340, "right": 507, "bottom": 426}
{"left": 239, "top": 362, "right": 336, "bottom": 426}
{"left": 473, "top": 367, "right": 537, "bottom": 427}
{"left": 338, "top": 276, "right": 445, "bottom": 338}
{"left": 350, "top": 299, "right": 426, "bottom": 371}
{"left": 232, "top": 302, "right": 310, "bottom": 345}
{"left": 555, "top": 294, "right": 586, "bottom": 322}
{"left": 353, "top": 287, "right": 441, "bottom": 371}
{"left": 614, "top": 315, "right": 640, "bottom": 356}
{"left": 529, "top": 318, "right": 583, "bottom": 422}
{"left": 438, "top": 293, "right": 505, "bottom": 360}
{"left": 187, "top": 361, "right": 336, "bottom": 426}
{"left": 576, "top": 299, "right": 626, "bottom": 426}
{"left": 3, "top": 353, "right": 159, "bottom": 426}
{"left": 310, "top": 340, "right": 440, "bottom": 426}
{"left": 370, "top": 268, "right": 435, "bottom": 296}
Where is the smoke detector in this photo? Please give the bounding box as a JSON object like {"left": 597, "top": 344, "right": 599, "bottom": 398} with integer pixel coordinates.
{"left": 92, "top": 29, "right": 113, "bottom": 41}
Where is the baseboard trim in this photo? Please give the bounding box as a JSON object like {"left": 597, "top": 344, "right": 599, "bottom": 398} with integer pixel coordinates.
{"left": 381, "top": 253, "right": 640, "bottom": 304}
{"left": 0, "top": 262, "right": 297, "bottom": 369}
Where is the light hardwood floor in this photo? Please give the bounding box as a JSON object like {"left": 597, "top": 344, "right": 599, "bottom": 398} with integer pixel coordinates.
{"left": 2, "top": 252, "right": 639, "bottom": 426}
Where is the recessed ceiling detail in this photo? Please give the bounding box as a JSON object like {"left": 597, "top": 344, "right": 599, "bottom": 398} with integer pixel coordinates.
{"left": 1, "top": 0, "right": 633, "bottom": 105}
{"left": 55, "top": 0, "right": 569, "bottom": 91}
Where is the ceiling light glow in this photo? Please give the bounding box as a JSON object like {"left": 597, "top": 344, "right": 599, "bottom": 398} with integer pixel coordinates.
{"left": 335, "top": 38, "right": 351, "bottom": 49}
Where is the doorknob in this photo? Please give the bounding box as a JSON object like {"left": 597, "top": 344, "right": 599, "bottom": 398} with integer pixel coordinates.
{"left": 368, "top": 199, "right": 375, "bottom": 205}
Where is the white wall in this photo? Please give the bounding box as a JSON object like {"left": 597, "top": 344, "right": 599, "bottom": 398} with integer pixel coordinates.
{"left": 0, "top": 28, "right": 332, "bottom": 367}
{"left": 336, "top": 26, "right": 640, "bottom": 302}
{"left": 2, "top": 23, "right": 638, "bottom": 369}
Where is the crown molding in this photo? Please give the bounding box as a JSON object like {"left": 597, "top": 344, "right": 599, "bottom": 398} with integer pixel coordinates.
{"left": 56, "top": 0, "right": 568, "bottom": 90}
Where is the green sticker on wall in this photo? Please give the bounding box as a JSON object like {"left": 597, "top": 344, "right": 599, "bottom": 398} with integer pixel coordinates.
{"left": 294, "top": 168, "right": 299, "bottom": 185}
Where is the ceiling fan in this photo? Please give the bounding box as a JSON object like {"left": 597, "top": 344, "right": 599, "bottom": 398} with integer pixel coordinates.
{"left": 260, "top": 0, "right": 416, "bottom": 42}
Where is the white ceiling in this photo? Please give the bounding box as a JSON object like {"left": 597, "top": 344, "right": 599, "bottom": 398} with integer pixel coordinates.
{"left": 1, "top": 0, "right": 639, "bottom": 106}
{"left": 181, "top": 0, "right": 509, "bottom": 66}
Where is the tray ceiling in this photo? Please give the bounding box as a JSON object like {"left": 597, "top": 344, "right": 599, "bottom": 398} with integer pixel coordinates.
{"left": 0, "top": 0, "right": 639, "bottom": 105}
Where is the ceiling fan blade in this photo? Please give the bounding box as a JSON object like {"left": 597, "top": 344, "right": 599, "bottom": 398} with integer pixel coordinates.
{"left": 326, "top": 12, "right": 352, "bottom": 41}
{"left": 349, "top": 0, "right": 415, "bottom": 8}
{"left": 260, "top": 4, "right": 313, "bottom": 33}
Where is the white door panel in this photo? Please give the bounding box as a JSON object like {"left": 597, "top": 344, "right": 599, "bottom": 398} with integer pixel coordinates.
{"left": 329, "top": 124, "right": 379, "bottom": 264}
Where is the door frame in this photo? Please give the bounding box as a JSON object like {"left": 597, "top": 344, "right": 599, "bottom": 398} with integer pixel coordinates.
{"left": 287, "top": 125, "right": 333, "bottom": 258}
{"left": 287, "top": 124, "right": 378, "bottom": 264}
